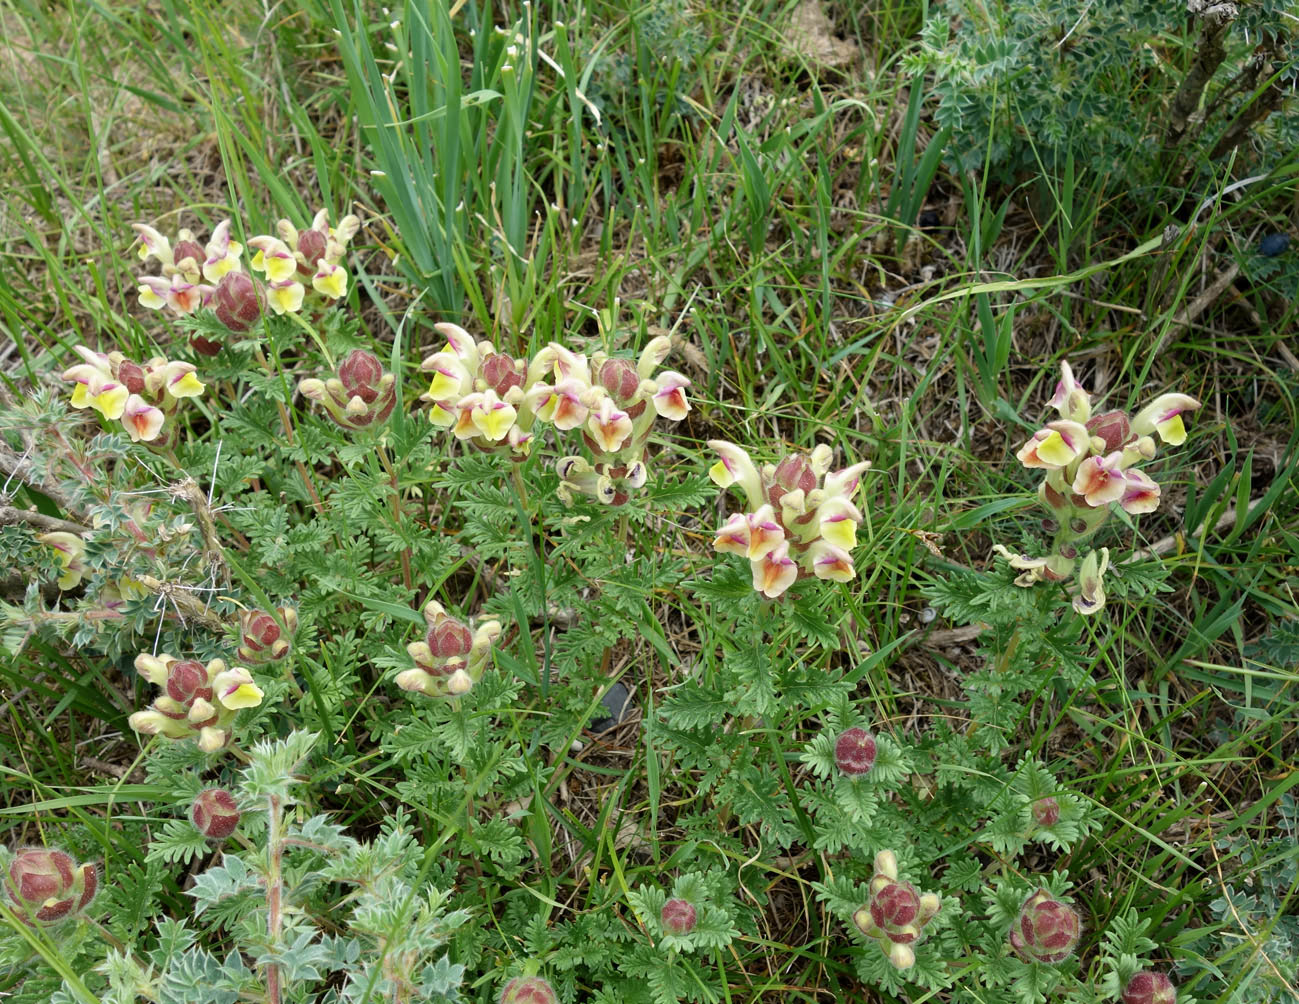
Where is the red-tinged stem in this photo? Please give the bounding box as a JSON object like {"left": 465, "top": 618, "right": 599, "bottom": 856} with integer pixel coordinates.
{"left": 265, "top": 793, "right": 283, "bottom": 1004}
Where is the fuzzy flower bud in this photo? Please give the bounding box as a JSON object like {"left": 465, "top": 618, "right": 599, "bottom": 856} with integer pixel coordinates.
{"left": 661, "top": 898, "right": 698, "bottom": 935}
{"left": 6, "top": 848, "right": 97, "bottom": 923}
{"left": 399, "top": 601, "right": 501, "bottom": 699}
{"left": 190, "top": 788, "right": 241, "bottom": 839}
{"left": 1009, "top": 889, "right": 1081, "bottom": 963}
{"left": 130, "top": 653, "right": 262, "bottom": 751}
{"left": 499, "top": 976, "right": 557, "bottom": 1004}
{"left": 833, "top": 727, "right": 877, "bottom": 776}
{"left": 237, "top": 607, "right": 297, "bottom": 664}
{"left": 1123, "top": 971, "right": 1177, "bottom": 1004}
{"left": 212, "top": 270, "right": 262, "bottom": 334}
{"left": 1031, "top": 796, "right": 1060, "bottom": 827}
{"left": 300, "top": 349, "right": 397, "bottom": 431}
{"left": 852, "top": 850, "right": 940, "bottom": 969}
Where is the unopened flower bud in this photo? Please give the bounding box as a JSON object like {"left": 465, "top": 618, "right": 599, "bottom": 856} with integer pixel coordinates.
{"left": 116, "top": 359, "right": 146, "bottom": 394}
{"left": 238, "top": 607, "right": 296, "bottom": 663}
{"left": 166, "top": 660, "right": 212, "bottom": 706}
{"left": 212, "top": 270, "right": 262, "bottom": 333}
{"left": 427, "top": 618, "right": 474, "bottom": 659}
{"left": 7, "top": 848, "right": 97, "bottom": 923}
{"left": 596, "top": 356, "right": 641, "bottom": 404}
{"left": 296, "top": 227, "right": 328, "bottom": 272}
{"left": 172, "top": 238, "right": 205, "bottom": 274}
{"left": 481, "top": 351, "right": 526, "bottom": 397}
{"left": 1123, "top": 971, "right": 1177, "bottom": 1004}
{"left": 1009, "top": 889, "right": 1081, "bottom": 963}
{"left": 445, "top": 668, "right": 474, "bottom": 695}
{"left": 1031, "top": 797, "right": 1060, "bottom": 827}
{"left": 1085, "top": 410, "right": 1131, "bottom": 453}
{"left": 190, "top": 788, "right": 241, "bottom": 839}
{"left": 499, "top": 975, "right": 557, "bottom": 1004}
{"left": 769, "top": 454, "right": 817, "bottom": 507}
{"left": 338, "top": 348, "right": 384, "bottom": 396}
{"left": 833, "top": 727, "right": 877, "bottom": 776}
{"left": 661, "top": 898, "right": 697, "bottom": 935}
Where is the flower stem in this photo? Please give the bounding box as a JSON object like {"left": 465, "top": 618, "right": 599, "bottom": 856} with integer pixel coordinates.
{"left": 376, "top": 442, "right": 412, "bottom": 592}
{"left": 265, "top": 792, "right": 284, "bottom": 1004}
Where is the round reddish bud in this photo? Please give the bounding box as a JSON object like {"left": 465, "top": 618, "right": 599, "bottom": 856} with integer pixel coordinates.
{"left": 427, "top": 618, "right": 474, "bottom": 659}
{"left": 870, "top": 880, "right": 922, "bottom": 944}
{"left": 481, "top": 352, "right": 526, "bottom": 397}
{"left": 596, "top": 356, "right": 641, "bottom": 404}
{"left": 337, "top": 349, "right": 384, "bottom": 400}
{"left": 499, "top": 975, "right": 557, "bottom": 1004}
{"left": 661, "top": 898, "right": 697, "bottom": 935}
{"left": 116, "top": 359, "right": 146, "bottom": 394}
{"left": 172, "top": 239, "right": 205, "bottom": 272}
{"left": 238, "top": 608, "right": 293, "bottom": 663}
{"left": 768, "top": 453, "right": 817, "bottom": 506}
{"left": 7, "top": 849, "right": 93, "bottom": 922}
{"left": 1086, "top": 410, "right": 1132, "bottom": 453}
{"left": 191, "top": 788, "right": 241, "bottom": 840}
{"left": 1031, "top": 797, "right": 1060, "bottom": 827}
{"left": 190, "top": 334, "right": 223, "bottom": 356}
{"left": 296, "top": 228, "right": 328, "bottom": 273}
{"left": 1123, "top": 971, "right": 1177, "bottom": 1004}
{"left": 166, "top": 660, "right": 212, "bottom": 706}
{"left": 212, "top": 271, "right": 262, "bottom": 333}
{"left": 1009, "top": 890, "right": 1081, "bottom": 964}
{"left": 834, "top": 727, "right": 877, "bottom": 776}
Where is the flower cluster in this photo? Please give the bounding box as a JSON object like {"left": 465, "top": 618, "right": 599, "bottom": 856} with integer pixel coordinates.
{"left": 852, "top": 850, "right": 941, "bottom": 969}
{"left": 237, "top": 607, "right": 298, "bottom": 664}
{"left": 132, "top": 209, "right": 359, "bottom": 348}
{"left": 6, "top": 848, "right": 97, "bottom": 924}
{"left": 128, "top": 653, "right": 264, "bottom": 752}
{"left": 60, "top": 344, "right": 204, "bottom": 445}
{"left": 996, "top": 361, "right": 1200, "bottom": 615}
{"left": 420, "top": 326, "right": 691, "bottom": 504}
{"left": 1008, "top": 889, "right": 1081, "bottom": 963}
{"left": 708, "top": 440, "right": 869, "bottom": 598}
{"left": 248, "top": 209, "right": 359, "bottom": 316}
{"left": 298, "top": 349, "right": 397, "bottom": 432}
{"left": 396, "top": 600, "right": 501, "bottom": 699}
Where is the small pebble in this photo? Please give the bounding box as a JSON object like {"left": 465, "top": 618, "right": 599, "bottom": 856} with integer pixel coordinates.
{"left": 589, "top": 681, "right": 635, "bottom": 733}
{"left": 1259, "top": 233, "right": 1290, "bottom": 257}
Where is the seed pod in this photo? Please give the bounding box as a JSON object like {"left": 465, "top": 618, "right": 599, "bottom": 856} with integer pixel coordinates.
{"left": 191, "top": 788, "right": 241, "bottom": 839}
{"left": 833, "top": 727, "right": 877, "bottom": 776}
{"left": 1009, "top": 889, "right": 1081, "bottom": 964}
{"left": 661, "top": 898, "right": 697, "bottom": 935}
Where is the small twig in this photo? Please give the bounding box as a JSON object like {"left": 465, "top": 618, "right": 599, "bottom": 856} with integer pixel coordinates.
{"left": 133, "top": 574, "right": 228, "bottom": 633}
{"left": 0, "top": 505, "right": 91, "bottom": 536}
